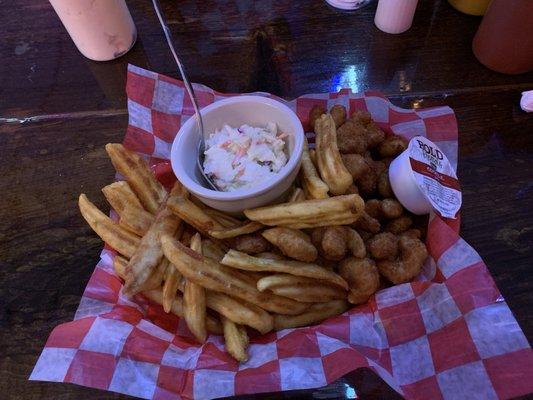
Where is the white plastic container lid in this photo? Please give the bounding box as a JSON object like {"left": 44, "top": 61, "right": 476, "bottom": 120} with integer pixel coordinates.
{"left": 389, "top": 136, "right": 462, "bottom": 218}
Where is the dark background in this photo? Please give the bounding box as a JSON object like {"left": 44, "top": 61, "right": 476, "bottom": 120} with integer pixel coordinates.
{"left": 0, "top": 0, "right": 531, "bottom": 398}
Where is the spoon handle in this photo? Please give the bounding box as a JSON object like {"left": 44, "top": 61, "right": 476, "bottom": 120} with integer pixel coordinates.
{"left": 151, "top": 0, "right": 204, "bottom": 137}
{"left": 151, "top": 0, "right": 219, "bottom": 191}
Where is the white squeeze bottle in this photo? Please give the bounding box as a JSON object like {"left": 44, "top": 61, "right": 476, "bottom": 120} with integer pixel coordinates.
{"left": 49, "top": 0, "right": 137, "bottom": 61}
{"left": 374, "top": 0, "right": 419, "bottom": 34}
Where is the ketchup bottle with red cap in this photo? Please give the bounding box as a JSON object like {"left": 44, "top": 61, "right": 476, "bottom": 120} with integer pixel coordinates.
{"left": 472, "top": 0, "right": 533, "bottom": 74}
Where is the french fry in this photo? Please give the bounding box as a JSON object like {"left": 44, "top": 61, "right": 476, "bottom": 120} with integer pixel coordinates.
{"left": 79, "top": 194, "right": 140, "bottom": 258}
{"left": 112, "top": 255, "right": 129, "bottom": 277}
{"left": 162, "top": 226, "right": 185, "bottom": 313}
{"left": 167, "top": 194, "right": 224, "bottom": 235}
{"left": 118, "top": 206, "right": 155, "bottom": 236}
{"left": 244, "top": 194, "right": 364, "bottom": 229}
{"left": 255, "top": 252, "right": 286, "bottom": 261}
{"left": 143, "top": 290, "right": 222, "bottom": 335}
{"left": 288, "top": 187, "right": 306, "bottom": 203}
{"left": 189, "top": 197, "right": 243, "bottom": 229}
{"left": 184, "top": 233, "right": 207, "bottom": 343}
{"left": 162, "top": 264, "right": 182, "bottom": 313}
{"left": 277, "top": 217, "right": 360, "bottom": 229}
{"left": 209, "top": 221, "right": 264, "bottom": 239}
{"left": 161, "top": 234, "right": 309, "bottom": 315}
{"left": 273, "top": 300, "right": 349, "bottom": 330}
{"left": 201, "top": 239, "right": 226, "bottom": 262}
{"left": 123, "top": 183, "right": 183, "bottom": 296}
{"left": 102, "top": 181, "right": 144, "bottom": 210}
{"left": 113, "top": 256, "right": 222, "bottom": 335}
{"left": 257, "top": 274, "right": 324, "bottom": 291}
{"left": 222, "top": 316, "right": 249, "bottom": 362}
{"left": 203, "top": 208, "right": 242, "bottom": 228}
{"left": 105, "top": 143, "right": 166, "bottom": 213}
{"left": 300, "top": 138, "right": 329, "bottom": 199}
{"left": 146, "top": 257, "right": 170, "bottom": 291}
{"left": 207, "top": 292, "right": 273, "bottom": 334}
{"left": 221, "top": 250, "right": 348, "bottom": 290}
{"left": 270, "top": 284, "right": 347, "bottom": 303}
{"left": 309, "top": 148, "right": 318, "bottom": 168}
{"left": 102, "top": 181, "right": 155, "bottom": 235}
{"left": 315, "top": 114, "right": 353, "bottom": 195}
{"left": 174, "top": 271, "right": 273, "bottom": 334}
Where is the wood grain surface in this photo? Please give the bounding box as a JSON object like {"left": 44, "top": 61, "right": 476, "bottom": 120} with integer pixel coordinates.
{"left": 0, "top": 0, "right": 531, "bottom": 399}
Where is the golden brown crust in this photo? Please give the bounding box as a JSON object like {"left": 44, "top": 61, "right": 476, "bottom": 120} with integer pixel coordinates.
{"left": 336, "top": 121, "right": 368, "bottom": 154}
{"left": 367, "top": 232, "right": 399, "bottom": 260}
{"left": 339, "top": 258, "right": 380, "bottom": 305}
{"left": 330, "top": 104, "right": 347, "bottom": 128}
{"left": 262, "top": 227, "right": 318, "bottom": 262}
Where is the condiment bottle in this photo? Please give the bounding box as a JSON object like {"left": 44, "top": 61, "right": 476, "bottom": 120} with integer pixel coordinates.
{"left": 447, "top": 0, "right": 491, "bottom": 16}
{"left": 374, "top": 0, "right": 419, "bottom": 34}
{"left": 472, "top": 0, "right": 533, "bottom": 74}
{"left": 49, "top": 0, "right": 137, "bottom": 61}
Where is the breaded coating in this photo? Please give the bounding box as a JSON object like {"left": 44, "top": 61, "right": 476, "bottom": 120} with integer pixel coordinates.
{"left": 354, "top": 211, "right": 381, "bottom": 233}
{"left": 385, "top": 215, "right": 413, "bottom": 234}
{"left": 367, "top": 232, "right": 399, "bottom": 260}
{"left": 309, "top": 105, "right": 326, "bottom": 131}
{"left": 330, "top": 104, "right": 347, "bottom": 128}
{"left": 339, "top": 257, "right": 380, "bottom": 305}
{"left": 378, "top": 136, "right": 407, "bottom": 158}
{"left": 381, "top": 199, "right": 403, "bottom": 219}
{"left": 322, "top": 226, "right": 348, "bottom": 260}
{"left": 231, "top": 234, "right": 271, "bottom": 254}
{"left": 262, "top": 227, "right": 318, "bottom": 262}
{"left": 345, "top": 183, "right": 359, "bottom": 195}
{"left": 365, "top": 199, "right": 382, "bottom": 219}
{"left": 350, "top": 110, "right": 372, "bottom": 126}
{"left": 357, "top": 169, "right": 377, "bottom": 197}
{"left": 365, "top": 122, "right": 386, "bottom": 148}
{"left": 341, "top": 153, "right": 371, "bottom": 181}
{"left": 337, "top": 121, "right": 368, "bottom": 154}
{"left": 377, "top": 236, "right": 428, "bottom": 284}
{"left": 378, "top": 170, "right": 394, "bottom": 198}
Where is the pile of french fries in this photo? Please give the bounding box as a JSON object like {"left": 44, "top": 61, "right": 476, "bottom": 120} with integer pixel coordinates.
{"left": 79, "top": 109, "right": 427, "bottom": 362}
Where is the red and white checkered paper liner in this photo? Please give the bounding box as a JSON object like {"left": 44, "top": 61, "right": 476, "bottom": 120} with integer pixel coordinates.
{"left": 31, "top": 65, "right": 533, "bottom": 400}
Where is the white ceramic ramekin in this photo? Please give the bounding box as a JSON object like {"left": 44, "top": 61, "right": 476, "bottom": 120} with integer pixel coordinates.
{"left": 171, "top": 95, "right": 305, "bottom": 214}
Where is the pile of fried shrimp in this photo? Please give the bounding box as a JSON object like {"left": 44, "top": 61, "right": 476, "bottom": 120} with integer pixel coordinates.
{"left": 78, "top": 105, "right": 428, "bottom": 362}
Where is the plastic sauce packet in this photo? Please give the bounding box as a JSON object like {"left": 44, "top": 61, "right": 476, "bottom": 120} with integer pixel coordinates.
{"left": 389, "top": 136, "right": 462, "bottom": 218}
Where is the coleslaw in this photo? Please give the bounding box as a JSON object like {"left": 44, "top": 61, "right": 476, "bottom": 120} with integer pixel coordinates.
{"left": 203, "top": 123, "right": 288, "bottom": 191}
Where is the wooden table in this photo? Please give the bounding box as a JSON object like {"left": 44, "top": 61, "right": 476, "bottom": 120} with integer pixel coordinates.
{"left": 1, "top": 0, "right": 531, "bottom": 399}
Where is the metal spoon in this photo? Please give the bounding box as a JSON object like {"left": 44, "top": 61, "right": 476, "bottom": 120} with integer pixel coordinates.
{"left": 151, "top": 0, "right": 219, "bottom": 191}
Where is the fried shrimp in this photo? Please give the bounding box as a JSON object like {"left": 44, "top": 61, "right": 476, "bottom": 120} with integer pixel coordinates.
{"left": 330, "top": 104, "right": 347, "bottom": 128}
{"left": 353, "top": 211, "right": 381, "bottom": 233}
{"left": 365, "top": 122, "right": 386, "bottom": 148}
{"left": 381, "top": 199, "right": 404, "bottom": 219}
{"left": 357, "top": 169, "right": 377, "bottom": 197}
{"left": 231, "top": 234, "right": 271, "bottom": 254}
{"left": 367, "top": 232, "right": 398, "bottom": 260}
{"left": 336, "top": 121, "right": 368, "bottom": 154}
{"left": 321, "top": 226, "right": 348, "bottom": 260}
{"left": 378, "top": 170, "right": 394, "bottom": 198}
{"left": 313, "top": 226, "right": 366, "bottom": 260}
{"left": 262, "top": 227, "right": 318, "bottom": 262}
{"left": 385, "top": 215, "right": 413, "bottom": 234}
{"left": 377, "top": 235, "right": 428, "bottom": 284}
{"left": 341, "top": 153, "right": 371, "bottom": 180}
{"left": 309, "top": 105, "right": 326, "bottom": 130}
{"left": 350, "top": 110, "right": 372, "bottom": 126}
{"left": 339, "top": 257, "right": 380, "bottom": 305}
{"left": 365, "top": 199, "right": 382, "bottom": 219}
{"left": 378, "top": 135, "right": 407, "bottom": 158}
